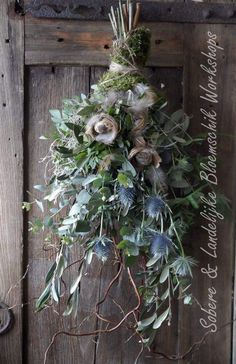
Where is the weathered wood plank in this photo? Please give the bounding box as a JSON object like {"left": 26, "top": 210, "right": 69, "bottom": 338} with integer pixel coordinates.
{"left": 0, "top": 1, "right": 24, "bottom": 363}
{"left": 91, "top": 66, "right": 183, "bottom": 364}
{"left": 25, "top": 16, "right": 184, "bottom": 67}
{"left": 26, "top": 66, "right": 100, "bottom": 364}
{"left": 178, "top": 24, "right": 236, "bottom": 364}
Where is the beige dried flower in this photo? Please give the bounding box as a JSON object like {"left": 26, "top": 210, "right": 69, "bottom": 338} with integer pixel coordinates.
{"left": 85, "top": 113, "right": 118, "bottom": 145}
{"left": 128, "top": 146, "right": 162, "bottom": 168}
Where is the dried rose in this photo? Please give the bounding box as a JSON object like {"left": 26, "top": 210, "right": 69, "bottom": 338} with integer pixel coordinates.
{"left": 128, "top": 146, "right": 162, "bottom": 168}
{"left": 85, "top": 113, "right": 118, "bottom": 145}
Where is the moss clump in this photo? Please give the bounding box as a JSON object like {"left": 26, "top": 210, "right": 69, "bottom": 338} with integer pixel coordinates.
{"left": 111, "top": 26, "right": 151, "bottom": 67}
{"left": 98, "top": 71, "right": 146, "bottom": 92}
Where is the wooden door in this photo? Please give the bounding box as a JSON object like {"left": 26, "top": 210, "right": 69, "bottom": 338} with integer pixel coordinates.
{"left": 1, "top": 1, "right": 236, "bottom": 363}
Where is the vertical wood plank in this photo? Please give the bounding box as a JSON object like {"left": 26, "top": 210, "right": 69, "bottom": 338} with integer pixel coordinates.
{"left": 26, "top": 66, "right": 100, "bottom": 364}
{"left": 92, "top": 67, "right": 183, "bottom": 364}
{"left": 0, "top": 1, "right": 24, "bottom": 363}
{"left": 179, "top": 24, "right": 236, "bottom": 364}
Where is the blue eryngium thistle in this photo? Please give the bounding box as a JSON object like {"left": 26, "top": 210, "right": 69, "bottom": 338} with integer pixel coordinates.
{"left": 150, "top": 233, "right": 173, "bottom": 258}
{"left": 94, "top": 237, "right": 113, "bottom": 262}
{"left": 146, "top": 196, "right": 165, "bottom": 218}
{"left": 118, "top": 186, "right": 136, "bottom": 207}
{"left": 171, "top": 256, "right": 197, "bottom": 277}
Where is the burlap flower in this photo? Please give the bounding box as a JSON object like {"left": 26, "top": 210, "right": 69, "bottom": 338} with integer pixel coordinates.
{"left": 128, "top": 146, "right": 162, "bottom": 168}
{"left": 85, "top": 113, "right": 118, "bottom": 145}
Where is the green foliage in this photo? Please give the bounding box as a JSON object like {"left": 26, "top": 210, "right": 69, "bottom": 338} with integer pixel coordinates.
{"left": 98, "top": 71, "right": 146, "bottom": 92}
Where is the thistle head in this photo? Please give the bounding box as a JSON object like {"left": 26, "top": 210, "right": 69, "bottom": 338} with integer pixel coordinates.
{"left": 118, "top": 186, "right": 136, "bottom": 207}
{"left": 171, "top": 256, "right": 197, "bottom": 277}
{"left": 146, "top": 196, "right": 165, "bottom": 218}
{"left": 150, "top": 233, "right": 173, "bottom": 258}
{"left": 93, "top": 237, "right": 113, "bottom": 262}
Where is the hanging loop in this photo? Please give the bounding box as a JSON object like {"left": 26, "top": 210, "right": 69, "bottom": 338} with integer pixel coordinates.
{"left": 0, "top": 302, "right": 14, "bottom": 335}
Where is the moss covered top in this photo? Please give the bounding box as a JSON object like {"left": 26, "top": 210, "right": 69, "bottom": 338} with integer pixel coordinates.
{"left": 111, "top": 26, "right": 151, "bottom": 67}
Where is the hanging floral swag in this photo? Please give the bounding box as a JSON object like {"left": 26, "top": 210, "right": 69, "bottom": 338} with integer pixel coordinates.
{"left": 23, "top": 0, "right": 228, "bottom": 356}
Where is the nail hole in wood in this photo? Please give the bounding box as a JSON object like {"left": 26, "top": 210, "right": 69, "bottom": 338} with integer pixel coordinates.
{"left": 1, "top": 74, "right": 4, "bottom": 78}
{"left": 2, "top": 103, "right": 6, "bottom": 107}
{"left": 14, "top": 153, "right": 17, "bottom": 158}
{"left": 104, "top": 44, "right": 110, "bottom": 50}
{"left": 155, "top": 39, "right": 162, "bottom": 45}
{"left": 51, "top": 66, "right": 55, "bottom": 74}
{"left": 167, "top": 7, "right": 172, "bottom": 13}
{"left": 5, "top": 39, "right": 9, "bottom": 43}
{"left": 8, "top": 138, "right": 10, "bottom": 141}
{"left": 56, "top": 26, "right": 61, "bottom": 30}
{"left": 57, "top": 38, "right": 64, "bottom": 42}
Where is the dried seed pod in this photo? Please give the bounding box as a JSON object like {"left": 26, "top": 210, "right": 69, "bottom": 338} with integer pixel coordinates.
{"left": 85, "top": 113, "right": 118, "bottom": 145}
{"left": 128, "top": 146, "right": 162, "bottom": 168}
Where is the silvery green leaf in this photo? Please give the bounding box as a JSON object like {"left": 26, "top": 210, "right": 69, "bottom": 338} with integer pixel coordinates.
{"left": 44, "top": 187, "right": 62, "bottom": 202}
{"left": 159, "top": 265, "right": 169, "bottom": 284}
{"left": 146, "top": 255, "right": 159, "bottom": 267}
{"left": 86, "top": 249, "right": 93, "bottom": 265}
{"left": 70, "top": 267, "right": 84, "bottom": 294}
{"left": 82, "top": 175, "right": 100, "bottom": 186}
{"left": 56, "top": 255, "right": 66, "bottom": 278}
{"left": 76, "top": 189, "right": 91, "bottom": 206}
{"left": 153, "top": 308, "right": 169, "bottom": 329}
{"left": 137, "top": 312, "right": 157, "bottom": 330}
{"left": 35, "top": 199, "right": 44, "bottom": 212}
{"left": 58, "top": 226, "right": 70, "bottom": 234}
{"left": 173, "top": 136, "right": 186, "bottom": 144}
{"left": 63, "top": 290, "right": 79, "bottom": 317}
{"left": 51, "top": 280, "right": 59, "bottom": 303}
{"left": 45, "top": 262, "right": 57, "bottom": 284}
{"left": 36, "top": 283, "right": 51, "bottom": 311}
{"left": 49, "top": 109, "right": 61, "bottom": 119}
{"left": 63, "top": 217, "right": 77, "bottom": 225}
{"left": 161, "top": 288, "right": 169, "bottom": 301}
{"left": 34, "top": 185, "right": 47, "bottom": 192}
{"left": 184, "top": 295, "right": 192, "bottom": 305}
{"left": 122, "top": 160, "right": 137, "bottom": 177}
{"left": 50, "top": 208, "right": 59, "bottom": 214}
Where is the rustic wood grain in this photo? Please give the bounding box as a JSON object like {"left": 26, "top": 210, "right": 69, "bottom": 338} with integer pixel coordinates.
{"left": 26, "top": 66, "right": 102, "bottom": 364}
{"left": 178, "top": 24, "right": 236, "bottom": 364}
{"left": 0, "top": 1, "right": 24, "bottom": 363}
{"left": 90, "top": 66, "right": 183, "bottom": 364}
{"left": 25, "top": 16, "right": 184, "bottom": 67}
